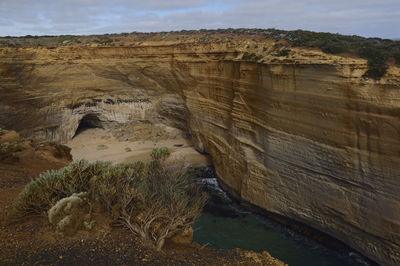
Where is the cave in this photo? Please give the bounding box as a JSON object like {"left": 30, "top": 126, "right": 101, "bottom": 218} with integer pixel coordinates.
{"left": 73, "top": 113, "right": 103, "bottom": 138}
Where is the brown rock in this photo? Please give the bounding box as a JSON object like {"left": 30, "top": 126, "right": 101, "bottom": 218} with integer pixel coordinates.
{"left": 0, "top": 130, "right": 20, "bottom": 144}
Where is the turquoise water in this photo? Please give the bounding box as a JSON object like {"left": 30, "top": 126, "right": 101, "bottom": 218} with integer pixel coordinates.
{"left": 193, "top": 178, "right": 369, "bottom": 266}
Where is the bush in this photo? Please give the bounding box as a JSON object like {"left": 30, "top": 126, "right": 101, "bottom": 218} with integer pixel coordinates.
{"left": 242, "top": 52, "right": 256, "bottom": 60}
{"left": 277, "top": 49, "right": 290, "bottom": 57}
{"left": 281, "top": 29, "right": 399, "bottom": 79}
{"left": 11, "top": 148, "right": 207, "bottom": 251}
{"left": 90, "top": 160, "right": 145, "bottom": 215}
{"left": 242, "top": 52, "right": 264, "bottom": 61}
{"left": 321, "top": 44, "right": 347, "bottom": 54}
{"left": 0, "top": 142, "right": 24, "bottom": 154}
{"left": 393, "top": 52, "right": 400, "bottom": 65}
{"left": 118, "top": 159, "right": 207, "bottom": 250}
{"left": 150, "top": 147, "right": 171, "bottom": 161}
{"left": 359, "top": 46, "right": 388, "bottom": 79}
{"left": 0, "top": 141, "right": 25, "bottom": 162}
{"left": 48, "top": 192, "right": 93, "bottom": 236}
{"left": 11, "top": 159, "right": 106, "bottom": 218}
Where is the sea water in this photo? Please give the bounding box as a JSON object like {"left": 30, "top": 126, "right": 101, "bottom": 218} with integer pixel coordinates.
{"left": 193, "top": 178, "right": 370, "bottom": 266}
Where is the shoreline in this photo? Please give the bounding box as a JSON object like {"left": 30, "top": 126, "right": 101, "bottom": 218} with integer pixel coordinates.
{"left": 215, "top": 175, "right": 378, "bottom": 266}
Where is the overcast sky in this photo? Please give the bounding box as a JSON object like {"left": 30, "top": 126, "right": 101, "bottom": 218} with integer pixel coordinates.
{"left": 0, "top": 0, "right": 399, "bottom": 39}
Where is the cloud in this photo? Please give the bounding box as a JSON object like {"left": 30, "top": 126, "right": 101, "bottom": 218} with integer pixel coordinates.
{"left": 0, "top": 0, "right": 399, "bottom": 38}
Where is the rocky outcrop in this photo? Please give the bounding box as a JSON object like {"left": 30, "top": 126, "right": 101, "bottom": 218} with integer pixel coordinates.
{"left": 0, "top": 33, "right": 399, "bottom": 265}
{"left": 0, "top": 129, "right": 72, "bottom": 165}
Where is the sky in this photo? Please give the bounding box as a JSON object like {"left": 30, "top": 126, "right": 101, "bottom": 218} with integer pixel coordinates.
{"left": 0, "top": 0, "right": 399, "bottom": 39}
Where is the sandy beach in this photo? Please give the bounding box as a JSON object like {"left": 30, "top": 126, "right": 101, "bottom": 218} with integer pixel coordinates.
{"left": 65, "top": 128, "right": 210, "bottom": 166}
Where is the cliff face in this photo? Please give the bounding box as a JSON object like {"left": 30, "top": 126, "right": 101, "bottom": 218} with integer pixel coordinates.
{"left": 0, "top": 35, "right": 399, "bottom": 265}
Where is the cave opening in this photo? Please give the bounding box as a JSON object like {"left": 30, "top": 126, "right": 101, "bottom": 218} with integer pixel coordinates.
{"left": 73, "top": 113, "right": 103, "bottom": 138}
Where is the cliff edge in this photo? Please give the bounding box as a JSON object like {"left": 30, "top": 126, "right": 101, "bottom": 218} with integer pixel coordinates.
{"left": 0, "top": 30, "right": 399, "bottom": 265}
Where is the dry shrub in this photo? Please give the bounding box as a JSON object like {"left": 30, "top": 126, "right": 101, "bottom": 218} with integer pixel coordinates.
{"left": 48, "top": 192, "right": 93, "bottom": 236}
{"left": 10, "top": 160, "right": 107, "bottom": 219}
{"left": 119, "top": 159, "right": 207, "bottom": 250}
{"left": 10, "top": 147, "right": 207, "bottom": 251}
{"left": 0, "top": 141, "right": 25, "bottom": 162}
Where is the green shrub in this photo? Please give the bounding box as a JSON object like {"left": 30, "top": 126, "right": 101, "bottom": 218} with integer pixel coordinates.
{"left": 0, "top": 141, "right": 25, "bottom": 161}
{"left": 321, "top": 44, "right": 347, "bottom": 54}
{"left": 363, "top": 65, "right": 388, "bottom": 79}
{"left": 11, "top": 159, "right": 107, "bottom": 218}
{"left": 393, "top": 52, "right": 400, "bottom": 65}
{"left": 277, "top": 49, "right": 290, "bottom": 57}
{"left": 359, "top": 46, "right": 388, "bottom": 79}
{"left": 242, "top": 52, "right": 256, "bottom": 60}
{"left": 0, "top": 142, "right": 24, "bottom": 154}
{"left": 280, "top": 29, "right": 399, "bottom": 79}
{"left": 242, "top": 52, "right": 264, "bottom": 61}
{"left": 90, "top": 160, "right": 145, "bottom": 214}
{"left": 10, "top": 151, "right": 207, "bottom": 251}
{"left": 150, "top": 147, "right": 171, "bottom": 161}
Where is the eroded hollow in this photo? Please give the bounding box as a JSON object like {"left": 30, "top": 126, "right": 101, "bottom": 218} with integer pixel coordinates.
{"left": 73, "top": 113, "right": 103, "bottom": 138}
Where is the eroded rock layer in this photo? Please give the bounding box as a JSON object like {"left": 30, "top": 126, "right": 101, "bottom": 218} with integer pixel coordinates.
{"left": 0, "top": 34, "right": 399, "bottom": 265}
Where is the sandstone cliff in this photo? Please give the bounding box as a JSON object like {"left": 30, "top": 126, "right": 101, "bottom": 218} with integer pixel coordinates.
{"left": 0, "top": 32, "right": 399, "bottom": 265}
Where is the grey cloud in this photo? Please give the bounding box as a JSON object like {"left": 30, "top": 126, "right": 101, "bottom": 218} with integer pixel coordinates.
{"left": 0, "top": 0, "right": 399, "bottom": 38}
{"left": 2, "top": 0, "right": 216, "bottom": 11}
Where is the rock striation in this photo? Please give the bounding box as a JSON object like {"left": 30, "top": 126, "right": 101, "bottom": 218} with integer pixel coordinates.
{"left": 0, "top": 32, "right": 399, "bottom": 265}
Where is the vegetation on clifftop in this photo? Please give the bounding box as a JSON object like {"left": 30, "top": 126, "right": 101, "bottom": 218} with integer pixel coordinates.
{"left": 0, "top": 28, "right": 399, "bottom": 79}
{"left": 280, "top": 29, "right": 398, "bottom": 79}
{"left": 10, "top": 147, "right": 207, "bottom": 251}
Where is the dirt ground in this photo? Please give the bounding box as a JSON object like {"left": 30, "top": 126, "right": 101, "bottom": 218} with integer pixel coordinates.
{"left": 0, "top": 129, "right": 284, "bottom": 265}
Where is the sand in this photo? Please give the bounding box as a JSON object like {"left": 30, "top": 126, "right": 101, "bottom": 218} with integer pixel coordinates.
{"left": 65, "top": 128, "right": 210, "bottom": 166}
